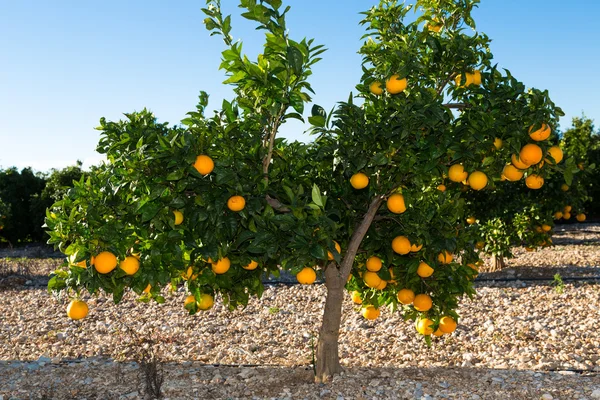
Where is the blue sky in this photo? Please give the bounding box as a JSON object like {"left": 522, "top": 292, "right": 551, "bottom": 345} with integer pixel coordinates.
{"left": 1, "top": 0, "right": 599, "bottom": 172}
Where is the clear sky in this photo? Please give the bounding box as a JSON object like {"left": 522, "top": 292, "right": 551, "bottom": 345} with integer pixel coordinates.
{"left": 1, "top": 0, "right": 599, "bottom": 172}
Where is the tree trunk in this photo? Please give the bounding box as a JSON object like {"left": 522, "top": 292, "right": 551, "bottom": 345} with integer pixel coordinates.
{"left": 314, "top": 265, "right": 344, "bottom": 382}
{"left": 314, "top": 195, "right": 385, "bottom": 382}
{"left": 488, "top": 254, "right": 506, "bottom": 272}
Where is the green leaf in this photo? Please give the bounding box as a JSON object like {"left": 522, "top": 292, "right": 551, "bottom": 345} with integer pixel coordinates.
{"left": 311, "top": 104, "right": 326, "bottom": 118}
{"left": 310, "top": 243, "right": 327, "bottom": 260}
{"left": 287, "top": 45, "right": 304, "bottom": 75}
{"left": 308, "top": 115, "right": 325, "bottom": 128}
{"left": 311, "top": 184, "right": 323, "bottom": 207}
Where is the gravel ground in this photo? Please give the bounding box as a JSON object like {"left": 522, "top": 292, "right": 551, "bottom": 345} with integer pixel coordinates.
{"left": 0, "top": 224, "right": 599, "bottom": 399}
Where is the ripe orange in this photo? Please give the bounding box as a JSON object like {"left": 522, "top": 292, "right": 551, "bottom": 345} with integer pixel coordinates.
{"left": 66, "top": 300, "right": 89, "bottom": 320}
{"left": 437, "top": 184, "right": 446, "bottom": 192}
{"left": 466, "top": 216, "right": 476, "bottom": 225}
{"left": 362, "top": 305, "right": 380, "bottom": 320}
{"left": 417, "top": 261, "right": 434, "bottom": 278}
{"left": 193, "top": 155, "right": 215, "bottom": 175}
{"left": 363, "top": 271, "right": 382, "bottom": 288}
{"left": 369, "top": 81, "right": 383, "bottom": 95}
{"left": 386, "top": 75, "right": 408, "bottom": 94}
{"left": 197, "top": 294, "right": 214, "bottom": 310}
{"left": 227, "top": 195, "right": 246, "bottom": 212}
{"left": 94, "top": 251, "right": 118, "bottom": 274}
{"left": 525, "top": 174, "right": 544, "bottom": 189}
{"left": 547, "top": 146, "right": 563, "bottom": 164}
{"left": 392, "top": 236, "right": 411, "bottom": 255}
{"left": 143, "top": 284, "right": 152, "bottom": 294}
{"left": 520, "top": 144, "right": 543, "bottom": 166}
{"left": 387, "top": 193, "right": 407, "bottom": 214}
{"left": 439, "top": 316, "right": 457, "bottom": 333}
{"left": 413, "top": 293, "right": 433, "bottom": 311}
{"left": 471, "top": 70, "right": 482, "bottom": 85}
{"left": 243, "top": 260, "right": 259, "bottom": 270}
{"left": 296, "top": 267, "right": 317, "bottom": 284}
{"left": 542, "top": 224, "right": 552, "bottom": 232}
{"left": 564, "top": 205, "right": 572, "bottom": 213}
{"left": 366, "top": 256, "right": 383, "bottom": 272}
{"left": 212, "top": 258, "right": 231, "bottom": 274}
{"left": 416, "top": 318, "right": 434, "bottom": 335}
{"left": 376, "top": 280, "right": 387, "bottom": 290}
{"left": 173, "top": 210, "right": 184, "bottom": 225}
{"left": 437, "top": 251, "right": 453, "bottom": 264}
{"left": 529, "top": 123, "right": 551, "bottom": 141}
{"left": 561, "top": 184, "right": 569, "bottom": 192}
{"left": 576, "top": 213, "right": 586, "bottom": 222}
{"left": 553, "top": 211, "right": 563, "bottom": 220}
{"left": 351, "top": 291, "right": 363, "bottom": 304}
{"left": 455, "top": 73, "right": 474, "bottom": 87}
{"left": 119, "top": 256, "right": 140, "bottom": 276}
{"left": 350, "top": 172, "right": 369, "bottom": 189}
{"left": 503, "top": 164, "right": 524, "bottom": 182}
{"left": 468, "top": 171, "right": 488, "bottom": 190}
{"left": 397, "top": 288, "right": 415, "bottom": 305}
{"left": 493, "top": 137, "right": 503, "bottom": 150}
{"left": 511, "top": 154, "right": 530, "bottom": 170}
{"left": 410, "top": 243, "right": 423, "bottom": 252}
{"left": 433, "top": 329, "right": 444, "bottom": 337}
{"left": 426, "top": 19, "right": 443, "bottom": 32}
{"left": 448, "top": 164, "right": 468, "bottom": 182}
{"left": 563, "top": 212, "right": 572, "bottom": 220}
{"left": 327, "top": 241, "right": 342, "bottom": 261}
{"left": 184, "top": 295, "right": 196, "bottom": 307}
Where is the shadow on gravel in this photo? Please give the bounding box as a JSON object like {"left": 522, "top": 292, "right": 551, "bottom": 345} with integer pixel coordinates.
{"left": 0, "top": 360, "right": 598, "bottom": 399}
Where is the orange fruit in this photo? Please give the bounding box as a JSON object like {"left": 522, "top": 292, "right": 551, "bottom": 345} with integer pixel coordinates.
{"left": 455, "top": 73, "right": 474, "bottom": 87}
{"left": 433, "top": 329, "right": 444, "bottom": 337}
{"left": 197, "top": 294, "right": 214, "bottom": 310}
{"left": 143, "top": 284, "right": 152, "bottom": 294}
{"left": 369, "top": 81, "right": 383, "bottom": 95}
{"left": 392, "top": 236, "right": 411, "bottom": 255}
{"left": 502, "top": 164, "right": 524, "bottom": 181}
{"left": 417, "top": 261, "right": 434, "bottom": 278}
{"left": 413, "top": 294, "right": 433, "bottom": 311}
{"left": 350, "top": 172, "right": 369, "bottom": 189}
{"left": 416, "top": 318, "right": 435, "bottom": 335}
{"left": 363, "top": 271, "right": 382, "bottom": 288}
{"left": 468, "top": 171, "right": 488, "bottom": 190}
{"left": 542, "top": 224, "right": 552, "bottom": 232}
{"left": 426, "top": 18, "right": 443, "bottom": 32}
{"left": 397, "top": 288, "right": 415, "bottom": 305}
{"left": 94, "top": 251, "right": 118, "bottom": 274}
{"left": 561, "top": 184, "right": 569, "bottom": 192}
{"left": 439, "top": 316, "right": 457, "bottom": 333}
{"left": 511, "top": 154, "right": 530, "bottom": 170}
{"left": 212, "top": 258, "right": 231, "bottom": 274}
{"left": 520, "top": 144, "right": 543, "bottom": 166}
{"left": 529, "top": 123, "right": 551, "bottom": 141}
{"left": 564, "top": 205, "right": 572, "bottom": 213}
{"left": 327, "top": 241, "right": 342, "bottom": 261}
{"left": 173, "top": 210, "right": 184, "bottom": 225}
{"left": 410, "top": 243, "right": 423, "bottom": 252}
{"left": 387, "top": 193, "right": 407, "bottom": 214}
{"left": 576, "top": 213, "right": 586, "bottom": 222}
{"left": 553, "top": 211, "right": 563, "bottom": 220}
{"left": 493, "top": 137, "right": 503, "bottom": 150}
{"left": 525, "top": 174, "right": 544, "bottom": 189}
{"left": 376, "top": 280, "right": 387, "bottom": 290}
{"left": 547, "top": 146, "right": 563, "bottom": 164}
{"left": 437, "top": 184, "right": 446, "bottom": 192}
{"left": 563, "top": 212, "right": 572, "bottom": 220}
{"left": 227, "top": 195, "right": 246, "bottom": 212}
{"left": 184, "top": 295, "right": 196, "bottom": 307}
{"left": 66, "top": 300, "right": 89, "bottom": 320}
{"left": 437, "top": 251, "right": 453, "bottom": 264}
{"left": 243, "top": 260, "right": 259, "bottom": 270}
{"left": 386, "top": 75, "right": 408, "bottom": 94}
{"left": 351, "top": 291, "right": 363, "bottom": 304}
{"left": 362, "top": 305, "right": 380, "bottom": 320}
{"left": 193, "top": 155, "right": 215, "bottom": 175}
{"left": 296, "top": 267, "right": 317, "bottom": 284}
{"left": 471, "top": 70, "right": 482, "bottom": 85}
{"left": 366, "top": 256, "right": 383, "bottom": 272}
{"left": 466, "top": 216, "right": 476, "bottom": 225}
{"left": 119, "top": 256, "right": 140, "bottom": 275}
{"left": 448, "top": 164, "right": 468, "bottom": 182}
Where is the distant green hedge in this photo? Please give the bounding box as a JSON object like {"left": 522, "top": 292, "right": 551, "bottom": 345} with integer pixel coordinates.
{"left": 0, "top": 163, "right": 86, "bottom": 245}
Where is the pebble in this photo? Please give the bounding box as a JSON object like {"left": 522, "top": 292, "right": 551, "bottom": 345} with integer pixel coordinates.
{"left": 591, "top": 389, "right": 600, "bottom": 398}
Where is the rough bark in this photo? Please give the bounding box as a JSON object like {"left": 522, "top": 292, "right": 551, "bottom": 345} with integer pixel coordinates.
{"left": 314, "top": 195, "right": 385, "bottom": 382}
{"left": 484, "top": 254, "right": 506, "bottom": 272}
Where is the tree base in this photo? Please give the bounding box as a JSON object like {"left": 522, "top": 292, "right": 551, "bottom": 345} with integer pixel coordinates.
{"left": 482, "top": 254, "right": 506, "bottom": 272}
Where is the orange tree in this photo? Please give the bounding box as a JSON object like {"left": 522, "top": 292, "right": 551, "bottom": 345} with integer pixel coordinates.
{"left": 46, "top": 0, "right": 563, "bottom": 381}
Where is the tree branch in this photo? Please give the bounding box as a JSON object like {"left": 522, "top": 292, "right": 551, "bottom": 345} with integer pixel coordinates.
{"left": 437, "top": 72, "right": 458, "bottom": 96}
{"left": 443, "top": 103, "right": 467, "bottom": 109}
{"left": 266, "top": 194, "right": 291, "bottom": 213}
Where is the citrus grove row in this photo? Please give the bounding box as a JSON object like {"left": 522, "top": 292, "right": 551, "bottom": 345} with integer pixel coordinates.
{"left": 47, "top": 0, "right": 585, "bottom": 380}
